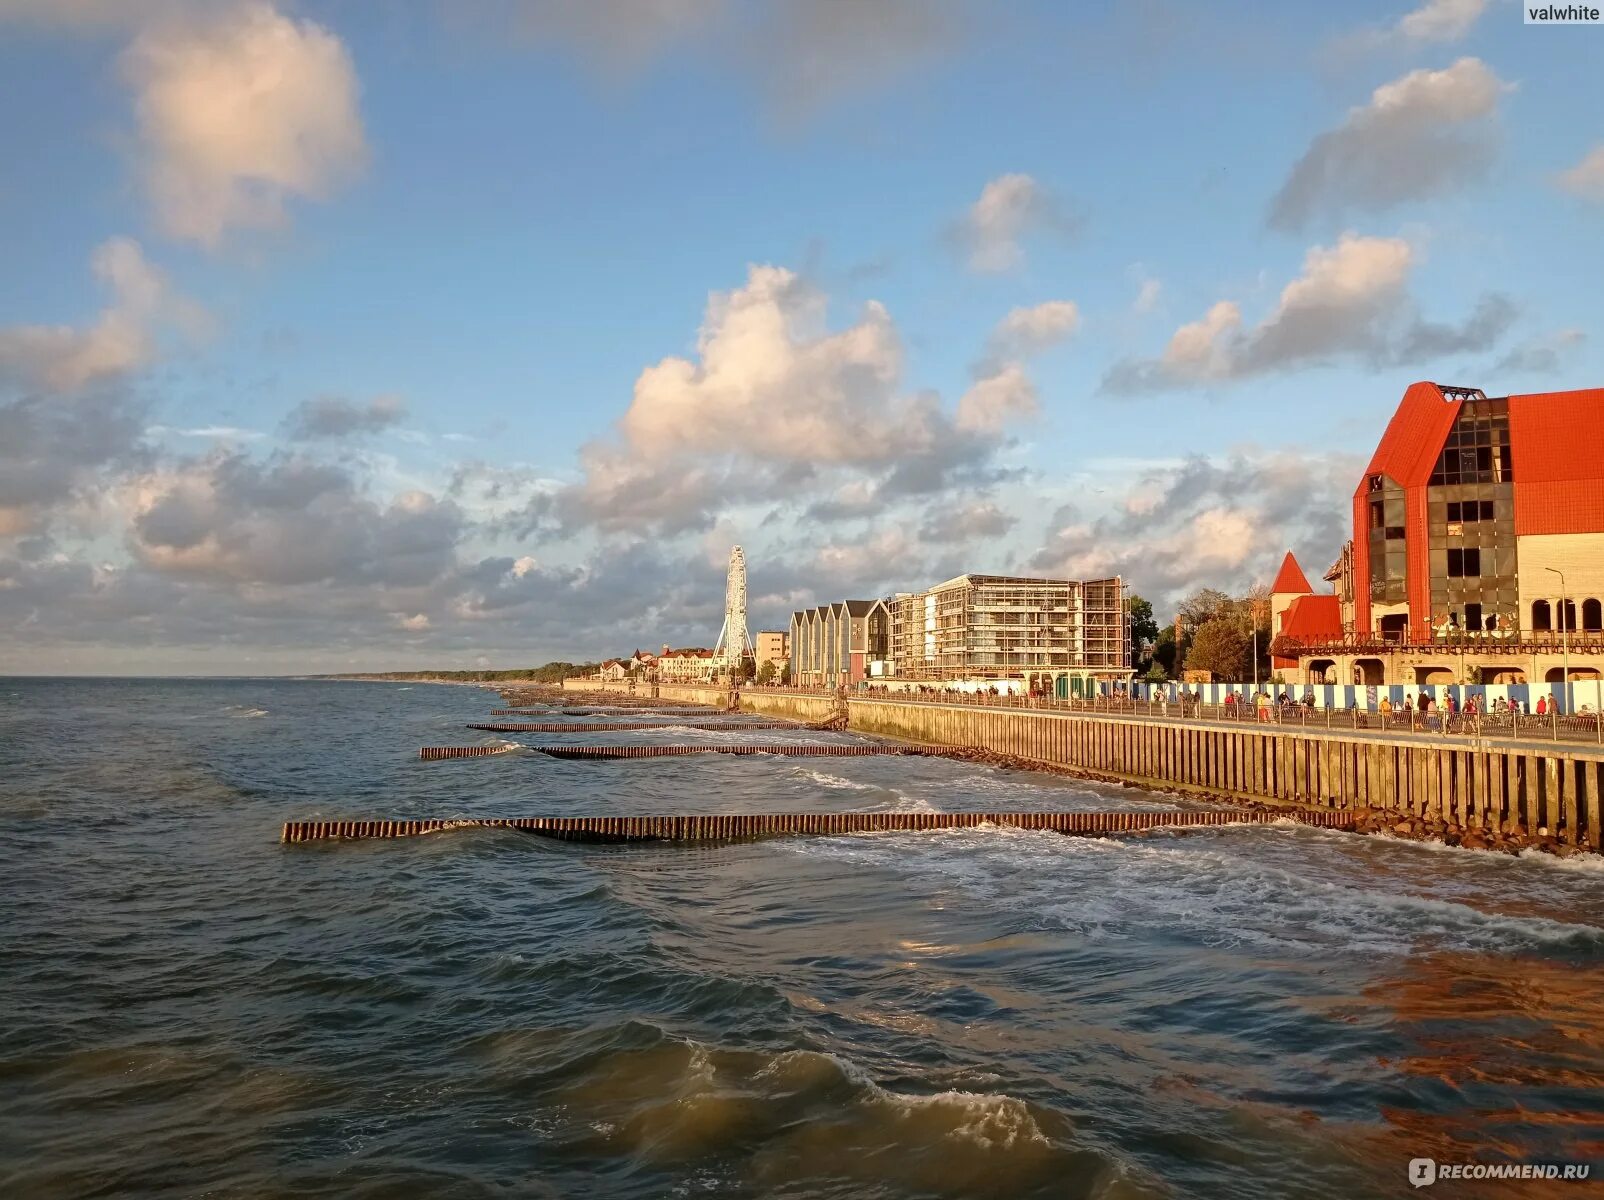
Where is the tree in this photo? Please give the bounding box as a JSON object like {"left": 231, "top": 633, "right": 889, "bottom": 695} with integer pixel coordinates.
{"left": 779, "top": 662, "right": 792, "bottom": 686}
{"left": 1176, "top": 588, "right": 1231, "bottom": 629}
{"left": 1128, "top": 594, "right": 1159, "bottom": 671}
{"left": 1152, "top": 626, "right": 1177, "bottom": 678}
{"left": 756, "top": 660, "right": 776, "bottom": 685}
{"left": 1186, "top": 616, "right": 1250, "bottom": 680}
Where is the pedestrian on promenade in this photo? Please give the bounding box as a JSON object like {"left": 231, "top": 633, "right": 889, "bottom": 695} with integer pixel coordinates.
{"left": 1537, "top": 695, "right": 1548, "bottom": 717}
{"left": 1256, "top": 691, "right": 1271, "bottom": 722}
{"left": 1379, "top": 695, "right": 1392, "bottom": 716}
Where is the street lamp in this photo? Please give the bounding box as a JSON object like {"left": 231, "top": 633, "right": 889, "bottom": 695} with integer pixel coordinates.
{"left": 1545, "top": 566, "right": 1569, "bottom": 714}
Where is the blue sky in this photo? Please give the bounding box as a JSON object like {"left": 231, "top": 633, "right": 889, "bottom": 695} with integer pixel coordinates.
{"left": 1, "top": 0, "right": 1600, "bottom": 673}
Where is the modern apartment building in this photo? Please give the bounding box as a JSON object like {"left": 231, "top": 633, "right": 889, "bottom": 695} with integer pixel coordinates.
{"left": 888, "top": 574, "right": 1130, "bottom": 693}
{"left": 754, "top": 630, "right": 789, "bottom": 671}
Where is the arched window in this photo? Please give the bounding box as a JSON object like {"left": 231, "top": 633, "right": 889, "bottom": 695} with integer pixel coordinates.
{"left": 1532, "top": 599, "right": 1551, "bottom": 631}
{"left": 1562, "top": 599, "right": 1577, "bottom": 632}
{"left": 1584, "top": 599, "right": 1603, "bottom": 632}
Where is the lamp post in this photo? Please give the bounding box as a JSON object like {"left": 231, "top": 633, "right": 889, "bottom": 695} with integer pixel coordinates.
{"left": 1545, "top": 566, "right": 1569, "bottom": 714}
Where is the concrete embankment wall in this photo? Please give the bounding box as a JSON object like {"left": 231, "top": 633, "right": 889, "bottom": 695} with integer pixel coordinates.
{"left": 560, "top": 679, "right": 730, "bottom": 708}
{"left": 735, "top": 693, "right": 1603, "bottom": 851}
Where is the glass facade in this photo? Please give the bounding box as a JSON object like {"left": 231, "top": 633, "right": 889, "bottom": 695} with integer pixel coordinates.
{"left": 1425, "top": 398, "right": 1517, "bottom": 633}
{"left": 1365, "top": 473, "right": 1408, "bottom": 605}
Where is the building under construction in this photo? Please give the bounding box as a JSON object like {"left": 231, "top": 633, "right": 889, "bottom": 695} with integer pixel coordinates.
{"left": 888, "top": 574, "right": 1131, "bottom": 693}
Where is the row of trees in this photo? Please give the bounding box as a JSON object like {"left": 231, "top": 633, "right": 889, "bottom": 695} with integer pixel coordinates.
{"left": 1129, "top": 587, "right": 1274, "bottom": 684}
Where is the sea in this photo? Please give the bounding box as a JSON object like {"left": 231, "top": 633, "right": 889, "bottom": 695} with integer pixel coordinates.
{"left": 2, "top": 677, "right": 1602, "bottom": 1199}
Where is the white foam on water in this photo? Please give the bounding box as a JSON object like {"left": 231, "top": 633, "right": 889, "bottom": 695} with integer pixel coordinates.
{"left": 224, "top": 706, "right": 268, "bottom": 718}
{"left": 794, "top": 769, "right": 875, "bottom": 791}
{"left": 779, "top": 822, "right": 1604, "bottom": 958}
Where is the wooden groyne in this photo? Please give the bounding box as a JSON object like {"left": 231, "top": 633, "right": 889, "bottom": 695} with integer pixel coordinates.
{"left": 420, "top": 745, "right": 514, "bottom": 760}
{"left": 282, "top": 808, "right": 1355, "bottom": 843}
{"left": 466, "top": 721, "right": 796, "bottom": 734}
{"left": 533, "top": 743, "right": 914, "bottom": 760}
{"left": 491, "top": 707, "right": 721, "bottom": 717}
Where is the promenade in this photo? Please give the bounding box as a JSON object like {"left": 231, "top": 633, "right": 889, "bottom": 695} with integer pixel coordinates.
{"left": 743, "top": 685, "right": 1604, "bottom": 747}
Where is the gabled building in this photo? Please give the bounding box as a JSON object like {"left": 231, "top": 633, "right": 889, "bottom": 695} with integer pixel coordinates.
{"left": 789, "top": 600, "right": 889, "bottom": 686}
{"left": 1277, "top": 382, "right": 1604, "bottom": 691}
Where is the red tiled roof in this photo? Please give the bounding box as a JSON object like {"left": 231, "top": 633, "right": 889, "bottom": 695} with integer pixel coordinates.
{"left": 1507, "top": 387, "right": 1604, "bottom": 535}
{"left": 1269, "top": 551, "right": 1312, "bottom": 595}
{"left": 1355, "top": 380, "right": 1461, "bottom": 494}
{"left": 1280, "top": 594, "right": 1342, "bottom": 642}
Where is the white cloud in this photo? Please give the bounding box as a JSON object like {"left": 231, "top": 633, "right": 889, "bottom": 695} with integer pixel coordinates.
{"left": 987, "top": 300, "right": 1080, "bottom": 359}
{"left": 0, "top": 237, "right": 203, "bottom": 391}
{"left": 1133, "top": 278, "right": 1162, "bottom": 314}
{"left": 957, "top": 365, "right": 1038, "bottom": 433}
{"left": 120, "top": 2, "right": 366, "bottom": 246}
{"left": 1396, "top": 0, "right": 1487, "bottom": 41}
{"left": 957, "top": 173, "right": 1078, "bottom": 273}
{"left": 1269, "top": 58, "right": 1510, "bottom": 230}
{"left": 1104, "top": 233, "right": 1516, "bottom": 392}
{"left": 1029, "top": 447, "right": 1362, "bottom": 607}
{"left": 395, "top": 612, "right": 431, "bottom": 632}
{"left": 552, "top": 264, "right": 1030, "bottom": 534}
{"left": 1557, "top": 144, "right": 1604, "bottom": 202}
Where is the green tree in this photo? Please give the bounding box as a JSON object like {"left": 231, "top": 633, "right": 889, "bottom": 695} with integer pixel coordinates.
{"left": 1185, "top": 616, "right": 1250, "bottom": 680}
{"left": 1176, "top": 588, "right": 1232, "bottom": 629}
{"left": 756, "top": 660, "right": 776, "bottom": 685}
{"left": 1152, "top": 626, "right": 1177, "bottom": 678}
{"left": 1128, "top": 594, "right": 1159, "bottom": 671}
{"left": 779, "top": 662, "right": 792, "bottom": 686}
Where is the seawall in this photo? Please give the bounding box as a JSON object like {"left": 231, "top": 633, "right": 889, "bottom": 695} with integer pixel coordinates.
{"left": 735, "top": 692, "right": 1603, "bottom": 853}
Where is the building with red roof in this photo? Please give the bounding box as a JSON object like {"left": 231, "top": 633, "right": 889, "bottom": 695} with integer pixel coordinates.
{"left": 1279, "top": 382, "right": 1604, "bottom": 688}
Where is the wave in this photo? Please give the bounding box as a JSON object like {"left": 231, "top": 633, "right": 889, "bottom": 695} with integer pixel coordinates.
{"left": 223, "top": 706, "right": 267, "bottom": 718}
{"left": 784, "top": 824, "right": 1604, "bottom": 959}
{"left": 502, "top": 1023, "right": 1123, "bottom": 1196}
{"left": 795, "top": 768, "right": 876, "bottom": 791}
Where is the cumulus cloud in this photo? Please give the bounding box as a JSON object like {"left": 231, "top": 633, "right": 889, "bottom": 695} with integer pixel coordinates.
{"left": 120, "top": 2, "right": 366, "bottom": 246}
{"left": 544, "top": 264, "right": 1031, "bottom": 535}
{"left": 956, "top": 173, "right": 1080, "bottom": 273}
{"left": 1268, "top": 58, "right": 1509, "bottom": 231}
{"left": 919, "top": 500, "right": 1016, "bottom": 543}
{"left": 985, "top": 301, "right": 1080, "bottom": 361}
{"left": 1556, "top": 144, "right": 1604, "bottom": 202}
{"left": 283, "top": 395, "right": 408, "bottom": 440}
{"left": 1029, "top": 447, "right": 1362, "bottom": 606}
{"left": 1395, "top": 0, "right": 1487, "bottom": 41}
{"left": 1102, "top": 233, "right": 1516, "bottom": 392}
{"left": 0, "top": 389, "right": 150, "bottom": 538}
{"left": 1133, "top": 278, "right": 1162, "bottom": 314}
{"left": 0, "top": 238, "right": 203, "bottom": 391}
{"left": 957, "top": 365, "right": 1038, "bottom": 433}
{"left": 126, "top": 453, "right": 464, "bottom": 588}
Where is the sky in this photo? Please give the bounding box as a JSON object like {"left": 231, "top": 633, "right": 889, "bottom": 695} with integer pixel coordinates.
{"left": 2, "top": 0, "right": 1601, "bottom": 674}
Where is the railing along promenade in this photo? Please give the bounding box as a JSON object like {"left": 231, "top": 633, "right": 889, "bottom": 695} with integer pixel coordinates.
{"left": 743, "top": 685, "right": 1604, "bottom": 745}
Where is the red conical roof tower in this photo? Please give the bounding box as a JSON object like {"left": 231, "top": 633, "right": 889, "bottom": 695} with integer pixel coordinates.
{"left": 1270, "top": 551, "right": 1312, "bottom": 596}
